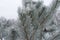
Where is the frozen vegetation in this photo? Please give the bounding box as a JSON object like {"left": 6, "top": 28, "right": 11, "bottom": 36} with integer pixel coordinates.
{"left": 0, "top": 0, "right": 60, "bottom": 40}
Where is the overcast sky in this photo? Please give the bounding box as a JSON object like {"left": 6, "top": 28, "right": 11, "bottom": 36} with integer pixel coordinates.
{"left": 0, "top": 0, "right": 52, "bottom": 20}
{"left": 0, "top": 0, "right": 22, "bottom": 20}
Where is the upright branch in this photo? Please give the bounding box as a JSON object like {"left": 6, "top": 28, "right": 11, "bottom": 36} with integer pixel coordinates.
{"left": 18, "top": 0, "right": 59, "bottom": 40}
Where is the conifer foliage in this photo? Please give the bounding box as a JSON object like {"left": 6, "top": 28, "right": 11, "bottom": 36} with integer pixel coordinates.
{"left": 18, "top": 0, "right": 59, "bottom": 40}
